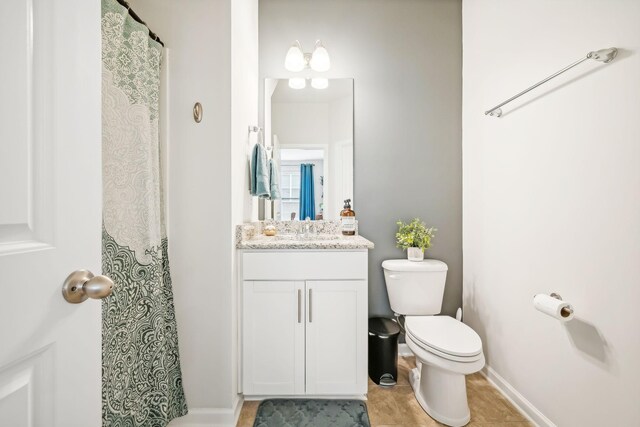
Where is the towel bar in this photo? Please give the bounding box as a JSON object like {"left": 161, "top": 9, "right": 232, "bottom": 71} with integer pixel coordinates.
{"left": 485, "top": 47, "right": 617, "bottom": 117}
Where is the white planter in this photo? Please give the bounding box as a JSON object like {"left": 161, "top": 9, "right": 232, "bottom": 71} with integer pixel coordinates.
{"left": 407, "top": 247, "right": 424, "bottom": 262}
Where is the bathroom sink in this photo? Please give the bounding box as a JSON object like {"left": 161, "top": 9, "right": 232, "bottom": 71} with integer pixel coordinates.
{"left": 302, "top": 234, "right": 341, "bottom": 241}
{"left": 255, "top": 234, "right": 342, "bottom": 241}
{"left": 236, "top": 222, "right": 374, "bottom": 250}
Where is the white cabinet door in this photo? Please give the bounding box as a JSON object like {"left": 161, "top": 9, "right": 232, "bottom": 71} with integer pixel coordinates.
{"left": 305, "top": 281, "right": 368, "bottom": 395}
{"left": 0, "top": 1, "right": 102, "bottom": 426}
{"left": 242, "top": 281, "right": 305, "bottom": 395}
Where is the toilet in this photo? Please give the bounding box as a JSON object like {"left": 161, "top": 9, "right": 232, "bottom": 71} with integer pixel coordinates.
{"left": 382, "top": 259, "right": 485, "bottom": 427}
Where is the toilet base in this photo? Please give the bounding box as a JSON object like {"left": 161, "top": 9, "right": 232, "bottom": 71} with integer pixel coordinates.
{"left": 409, "top": 365, "right": 471, "bottom": 427}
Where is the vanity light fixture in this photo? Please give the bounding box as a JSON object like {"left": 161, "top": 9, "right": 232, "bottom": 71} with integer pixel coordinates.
{"left": 284, "top": 40, "right": 331, "bottom": 72}
{"left": 288, "top": 78, "right": 330, "bottom": 90}
{"left": 311, "top": 78, "right": 329, "bottom": 90}
{"left": 288, "top": 77, "right": 306, "bottom": 90}
{"left": 284, "top": 41, "right": 306, "bottom": 72}
{"left": 309, "top": 41, "right": 330, "bottom": 72}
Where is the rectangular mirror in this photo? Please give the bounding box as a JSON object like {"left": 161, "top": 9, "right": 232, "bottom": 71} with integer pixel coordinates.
{"left": 263, "top": 78, "right": 353, "bottom": 221}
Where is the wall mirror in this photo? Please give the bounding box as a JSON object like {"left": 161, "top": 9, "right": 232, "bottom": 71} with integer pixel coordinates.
{"left": 263, "top": 78, "right": 353, "bottom": 221}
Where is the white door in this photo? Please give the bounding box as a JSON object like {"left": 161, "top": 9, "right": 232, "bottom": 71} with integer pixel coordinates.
{"left": 242, "top": 281, "right": 305, "bottom": 395}
{"left": 0, "top": 1, "right": 103, "bottom": 426}
{"left": 305, "top": 280, "right": 367, "bottom": 395}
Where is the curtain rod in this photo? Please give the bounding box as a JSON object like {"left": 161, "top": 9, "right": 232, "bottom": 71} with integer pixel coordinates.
{"left": 115, "top": 0, "right": 164, "bottom": 47}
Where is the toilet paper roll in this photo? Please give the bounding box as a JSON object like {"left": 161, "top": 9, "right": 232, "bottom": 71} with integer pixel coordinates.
{"left": 533, "top": 294, "right": 574, "bottom": 322}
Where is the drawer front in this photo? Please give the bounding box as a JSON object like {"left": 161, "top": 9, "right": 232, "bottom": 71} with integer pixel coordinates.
{"left": 242, "top": 251, "right": 368, "bottom": 280}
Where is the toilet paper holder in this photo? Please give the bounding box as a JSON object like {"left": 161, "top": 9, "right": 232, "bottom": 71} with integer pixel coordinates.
{"left": 549, "top": 293, "right": 574, "bottom": 318}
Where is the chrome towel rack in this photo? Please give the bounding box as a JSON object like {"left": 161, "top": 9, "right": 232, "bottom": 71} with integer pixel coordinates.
{"left": 485, "top": 47, "right": 618, "bottom": 117}
{"left": 248, "top": 125, "right": 272, "bottom": 151}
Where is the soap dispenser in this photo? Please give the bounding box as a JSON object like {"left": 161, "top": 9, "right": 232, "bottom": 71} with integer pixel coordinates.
{"left": 340, "top": 199, "right": 356, "bottom": 236}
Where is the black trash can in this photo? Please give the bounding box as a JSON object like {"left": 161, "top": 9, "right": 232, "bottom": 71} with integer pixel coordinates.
{"left": 368, "top": 317, "right": 401, "bottom": 387}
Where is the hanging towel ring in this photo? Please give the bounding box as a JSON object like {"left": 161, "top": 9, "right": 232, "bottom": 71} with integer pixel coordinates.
{"left": 259, "top": 129, "right": 272, "bottom": 152}
{"left": 248, "top": 126, "right": 271, "bottom": 150}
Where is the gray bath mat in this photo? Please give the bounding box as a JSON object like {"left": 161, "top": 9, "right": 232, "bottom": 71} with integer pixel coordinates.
{"left": 253, "top": 399, "right": 370, "bottom": 427}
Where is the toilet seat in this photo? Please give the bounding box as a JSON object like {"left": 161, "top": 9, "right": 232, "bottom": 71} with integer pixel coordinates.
{"left": 405, "top": 316, "right": 483, "bottom": 362}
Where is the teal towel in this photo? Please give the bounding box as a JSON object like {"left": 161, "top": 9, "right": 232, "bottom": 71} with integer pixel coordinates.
{"left": 268, "top": 159, "right": 280, "bottom": 200}
{"left": 251, "top": 144, "right": 270, "bottom": 197}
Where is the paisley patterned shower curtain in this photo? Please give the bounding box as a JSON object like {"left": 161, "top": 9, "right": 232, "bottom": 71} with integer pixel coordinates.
{"left": 101, "top": 0, "right": 187, "bottom": 425}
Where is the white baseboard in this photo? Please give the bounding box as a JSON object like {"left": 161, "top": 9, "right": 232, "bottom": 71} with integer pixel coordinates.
{"left": 233, "top": 395, "right": 244, "bottom": 426}
{"left": 480, "top": 365, "right": 555, "bottom": 427}
{"left": 168, "top": 397, "right": 243, "bottom": 427}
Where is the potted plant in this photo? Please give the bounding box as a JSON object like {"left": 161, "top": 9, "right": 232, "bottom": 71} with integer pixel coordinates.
{"left": 396, "top": 218, "right": 436, "bottom": 262}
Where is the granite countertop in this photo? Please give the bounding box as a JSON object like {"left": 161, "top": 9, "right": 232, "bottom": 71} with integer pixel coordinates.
{"left": 236, "top": 221, "right": 374, "bottom": 250}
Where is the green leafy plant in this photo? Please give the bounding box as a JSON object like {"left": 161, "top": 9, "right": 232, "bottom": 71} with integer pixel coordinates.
{"left": 396, "top": 218, "right": 437, "bottom": 251}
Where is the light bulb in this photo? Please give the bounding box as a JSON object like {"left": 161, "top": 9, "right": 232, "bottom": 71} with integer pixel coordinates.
{"left": 311, "top": 78, "right": 329, "bottom": 90}
{"left": 309, "top": 40, "right": 330, "bottom": 72}
{"left": 284, "top": 41, "right": 305, "bottom": 72}
{"left": 288, "top": 78, "right": 306, "bottom": 90}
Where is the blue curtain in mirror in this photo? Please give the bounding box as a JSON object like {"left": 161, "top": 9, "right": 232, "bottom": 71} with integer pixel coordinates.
{"left": 299, "top": 164, "right": 315, "bottom": 220}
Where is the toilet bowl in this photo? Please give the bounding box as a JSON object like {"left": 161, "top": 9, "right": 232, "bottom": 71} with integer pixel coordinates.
{"left": 405, "top": 315, "right": 485, "bottom": 426}
{"left": 381, "top": 259, "right": 485, "bottom": 427}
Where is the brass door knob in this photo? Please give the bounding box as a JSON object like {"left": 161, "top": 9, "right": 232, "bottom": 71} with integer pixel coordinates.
{"left": 62, "top": 270, "right": 114, "bottom": 304}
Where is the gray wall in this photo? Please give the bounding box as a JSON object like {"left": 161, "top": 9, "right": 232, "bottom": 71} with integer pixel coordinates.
{"left": 259, "top": 0, "right": 462, "bottom": 317}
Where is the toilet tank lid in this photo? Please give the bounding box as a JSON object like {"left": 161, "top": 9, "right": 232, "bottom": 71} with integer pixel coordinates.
{"left": 382, "top": 259, "right": 448, "bottom": 272}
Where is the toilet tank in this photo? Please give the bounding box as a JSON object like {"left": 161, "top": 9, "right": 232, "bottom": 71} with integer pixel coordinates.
{"left": 382, "top": 259, "right": 448, "bottom": 315}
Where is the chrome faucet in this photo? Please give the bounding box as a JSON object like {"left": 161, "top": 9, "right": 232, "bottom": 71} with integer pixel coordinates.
{"left": 297, "top": 217, "right": 314, "bottom": 240}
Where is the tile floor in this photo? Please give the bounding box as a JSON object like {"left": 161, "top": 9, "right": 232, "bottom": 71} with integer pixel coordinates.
{"left": 237, "top": 356, "right": 533, "bottom": 427}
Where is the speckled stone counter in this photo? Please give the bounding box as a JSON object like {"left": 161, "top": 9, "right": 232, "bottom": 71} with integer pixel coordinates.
{"left": 236, "top": 221, "right": 374, "bottom": 250}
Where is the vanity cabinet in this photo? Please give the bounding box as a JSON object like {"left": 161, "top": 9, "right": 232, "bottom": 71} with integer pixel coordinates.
{"left": 242, "top": 281, "right": 305, "bottom": 395}
{"left": 305, "top": 280, "right": 367, "bottom": 395}
{"left": 240, "top": 250, "right": 368, "bottom": 397}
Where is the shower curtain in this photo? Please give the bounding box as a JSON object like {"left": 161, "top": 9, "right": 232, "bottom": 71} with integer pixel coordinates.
{"left": 299, "top": 164, "right": 316, "bottom": 220}
{"left": 101, "top": 0, "right": 187, "bottom": 426}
